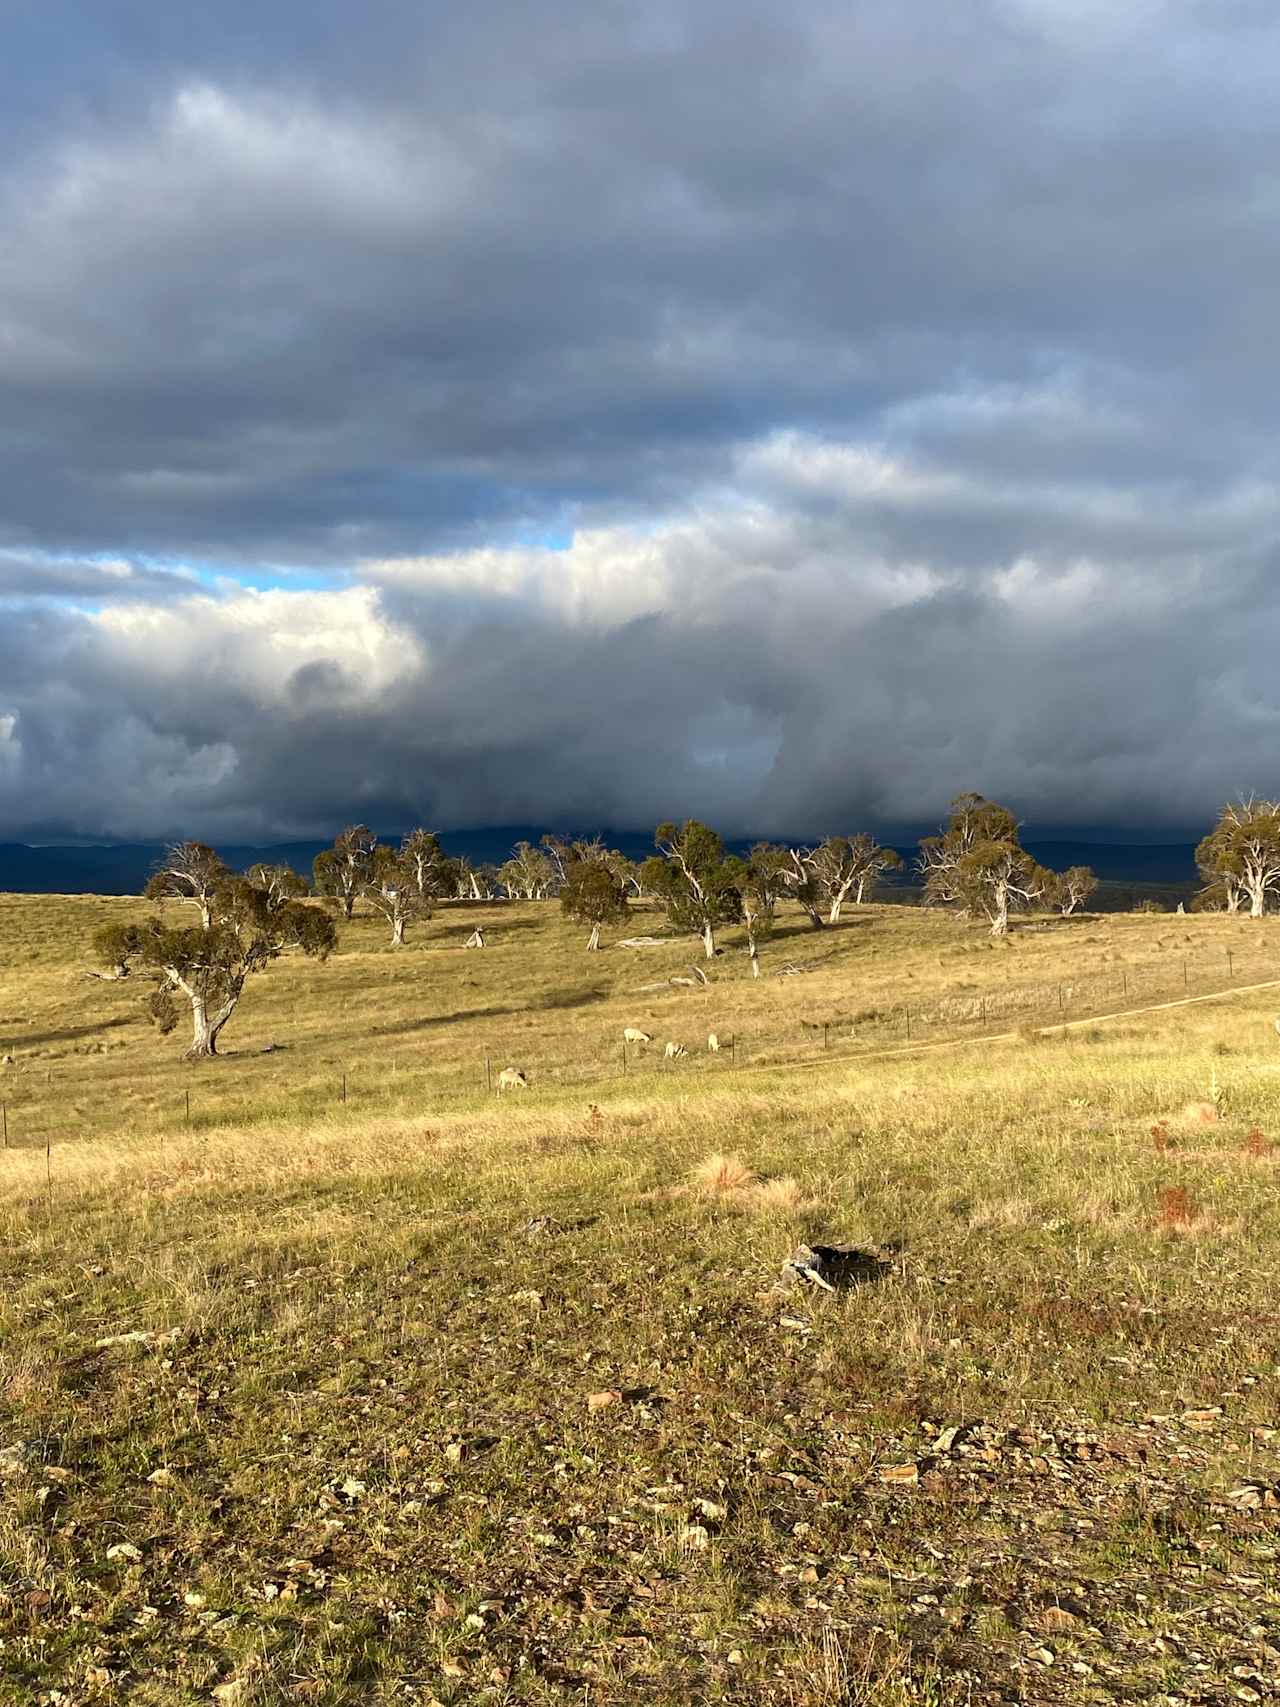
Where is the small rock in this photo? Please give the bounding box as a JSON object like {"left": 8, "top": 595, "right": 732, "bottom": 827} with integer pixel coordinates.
{"left": 0, "top": 1441, "right": 39, "bottom": 1475}
{"left": 879, "top": 1462, "right": 920, "bottom": 1485}
{"left": 1038, "top": 1606, "right": 1081, "bottom": 1633}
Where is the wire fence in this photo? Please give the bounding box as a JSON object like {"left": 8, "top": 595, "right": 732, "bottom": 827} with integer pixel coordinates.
{"left": 3, "top": 939, "right": 1278, "bottom": 1159}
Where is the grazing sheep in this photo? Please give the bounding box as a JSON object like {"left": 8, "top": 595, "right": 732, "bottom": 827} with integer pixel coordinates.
{"left": 623, "top": 1027, "right": 652, "bottom": 1047}
{"left": 707, "top": 1033, "right": 720, "bottom": 1053}
{"left": 664, "top": 1041, "right": 687, "bottom": 1059}
{"left": 497, "top": 1067, "right": 529, "bottom": 1094}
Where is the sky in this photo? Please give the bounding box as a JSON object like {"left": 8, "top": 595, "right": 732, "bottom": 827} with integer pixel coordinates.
{"left": 3, "top": 0, "right": 1280, "bottom": 844}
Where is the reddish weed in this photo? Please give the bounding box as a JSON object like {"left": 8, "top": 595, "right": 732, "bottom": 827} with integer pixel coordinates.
{"left": 1151, "top": 1122, "right": 1172, "bottom": 1153}
{"left": 1157, "top": 1185, "right": 1196, "bottom": 1228}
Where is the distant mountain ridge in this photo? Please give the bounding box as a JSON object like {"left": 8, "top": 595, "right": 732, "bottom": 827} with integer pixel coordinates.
{"left": 0, "top": 831, "right": 1200, "bottom": 896}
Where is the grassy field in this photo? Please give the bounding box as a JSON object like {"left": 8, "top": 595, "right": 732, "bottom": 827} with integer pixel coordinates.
{"left": 3, "top": 894, "right": 1280, "bottom": 1704}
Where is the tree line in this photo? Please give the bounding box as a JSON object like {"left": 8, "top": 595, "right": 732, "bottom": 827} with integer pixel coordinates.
{"left": 84, "top": 795, "right": 1278, "bottom": 1060}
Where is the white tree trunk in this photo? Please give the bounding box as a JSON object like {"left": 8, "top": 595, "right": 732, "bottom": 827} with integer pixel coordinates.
{"left": 828, "top": 896, "right": 843, "bottom": 924}
{"left": 391, "top": 914, "right": 406, "bottom": 945}
{"left": 586, "top": 923, "right": 601, "bottom": 950}
{"left": 750, "top": 952, "right": 760, "bottom": 979}
{"left": 702, "top": 922, "right": 716, "bottom": 959}
{"left": 988, "top": 883, "right": 1010, "bottom": 936}
{"left": 185, "top": 995, "right": 238, "bottom": 1058}
{"left": 199, "top": 900, "right": 213, "bottom": 930}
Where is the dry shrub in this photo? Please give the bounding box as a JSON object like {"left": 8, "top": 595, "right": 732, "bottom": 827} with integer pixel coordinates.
{"left": 691, "top": 1153, "right": 759, "bottom": 1195}
{"left": 1151, "top": 1122, "right": 1172, "bottom": 1153}
{"left": 1243, "top": 1127, "right": 1271, "bottom": 1158}
{"left": 749, "top": 1175, "right": 806, "bottom": 1213}
{"left": 1181, "top": 1101, "right": 1219, "bottom": 1127}
{"left": 687, "top": 1153, "right": 809, "bottom": 1216}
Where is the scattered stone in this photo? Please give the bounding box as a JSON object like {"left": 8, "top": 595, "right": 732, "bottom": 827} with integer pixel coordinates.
{"left": 0, "top": 1441, "right": 39, "bottom": 1475}
{"left": 1228, "top": 1483, "right": 1280, "bottom": 1510}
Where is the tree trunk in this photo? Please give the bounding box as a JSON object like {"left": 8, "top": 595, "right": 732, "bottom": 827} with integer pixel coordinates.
{"left": 343, "top": 892, "right": 355, "bottom": 920}
{"left": 185, "top": 995, "right": 238, "bottom": 1059}
{"left": 199, "top": 900, "right": 213, "bottom": 930}
{"left": 1226, "top": 887, "right": 1241, "bottom": 915}
{"left": 702, "top": 922, "right": 716, "bottom": 959}
{"left": 828, "top": 896, "right": 843, "bottom": 924}
{"left": 391, "top": 914, "right": 406, "bottom": 945}
{"left": 750, "top": 951, "right": 760, "bottom": 979}
{"left": 989, "top": 888, "right": 1010, "bottom": 936}
{"left": 1249, "top": 882, "right": 1266, "bottom": 918}
{"left": 586, "top": 923, "right": 601, "bottom": 950}
{"left": 804, "top": 905, "right": 824, "bottom": 930}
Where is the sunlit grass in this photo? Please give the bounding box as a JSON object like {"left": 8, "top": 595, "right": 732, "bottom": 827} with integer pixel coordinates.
{"left": 2, "top": 894, "right": 1280, "bottom": 1702}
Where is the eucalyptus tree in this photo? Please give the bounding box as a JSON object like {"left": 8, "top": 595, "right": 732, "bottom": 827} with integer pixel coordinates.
{"left": 1046, "top": 865, "right": 1098, "bottom": 916}
{"left": 245, "top": 862, "right": 309, "bottom": 911}
{"left": 642, "top": 821, "right": 743, "bottom": 959}
{"left": 92, "top": 877, "right": 336, "bottom": 1058}
{"left": 362, "top": 845, "right": 428, "bottom": 945}
{"left": 919, "top": 793, "right": 1050, "bottom": 937}
{"left": 739, "top": 843, "right": 792, "bottom": 959}
{"left": 560, "top": 859, "right": 631, "bottom": 949}
{"left": 1196, "top": 799, "right": 1280, "bottom": 917}
{"left": 499, "top": 841, "right": 556, "bottom": 900}
{"left": 400, "top": 829, "right": 457, "bottom": 901}
{"left": 313, "top": 824, "right": 378, "bottom": 920}
{"left": 780, "top": 847, "right": 825, "bottom": 930}
{"left": 809, "top": 834, "right": 903, "bottom": 921}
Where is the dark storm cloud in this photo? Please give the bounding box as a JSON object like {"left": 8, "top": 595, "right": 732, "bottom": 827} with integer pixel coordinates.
{"left": 3, "top": 1, "right": 1280, "bottom": 838}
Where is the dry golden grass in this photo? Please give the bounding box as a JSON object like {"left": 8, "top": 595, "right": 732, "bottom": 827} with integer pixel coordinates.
{"left": 3, "top": 893, "right": 1280, "bottom": 1703}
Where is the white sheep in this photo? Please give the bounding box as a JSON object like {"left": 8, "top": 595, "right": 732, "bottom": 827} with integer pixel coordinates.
{"left": 623, "top": 1028, "right": 652, "bottom": 1047}
{"left": 664, "top": 1041, "right": 687, "bottom": 1059}
{"left": 706, "top": 1033, "right": 720, "bottom": 1053}
{"left": 497, "top": 1067, "right": 529, "bottom": 1094}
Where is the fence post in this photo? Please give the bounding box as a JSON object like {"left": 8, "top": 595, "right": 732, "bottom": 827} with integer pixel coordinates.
{"left": 485, "top": 1057, "right": 492, "bottom": 1094}
{"left": 905, "top": 1008, "right": 912, "bottom": 1041}
{"left": 823, "top": 1023, "right": 829, "bottom": 1050}
{"left": 1183, "top": 959, "right": 1188, "bottom": 992}
{"left": 730, "top": 1036, "right": 736, "bottom": 1067}
{"left": 184, "top": 1088, "right": 190, "bottom": 1128}
{"left": 1, "top": 1102, "right": 6, "bottom": 1148}
{"left": 1227, "top": 948, "right": 1234, "bottom": 978}
{"left": 981, "top": 996, "right": 986, "bottom": 1026}
{"left": 620, "top": 1045, "right": 626, "bottom": 1077}
{"left": 341, "top": 1071, "right": 347, "bottom": 1105}
{"left": 1058, "top": 984, "right": 1064, "bottom": 1014}
{"left": 1122, "top": 970, "right": 1128, "bottom": 998}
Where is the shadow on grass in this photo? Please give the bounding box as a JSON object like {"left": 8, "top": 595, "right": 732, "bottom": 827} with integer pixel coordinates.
{"left": 370, "top": 986, "right": 608, "bottom": 1038}
{"left": 1, "top": 1014, "right": 136, "bottom": 1050}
